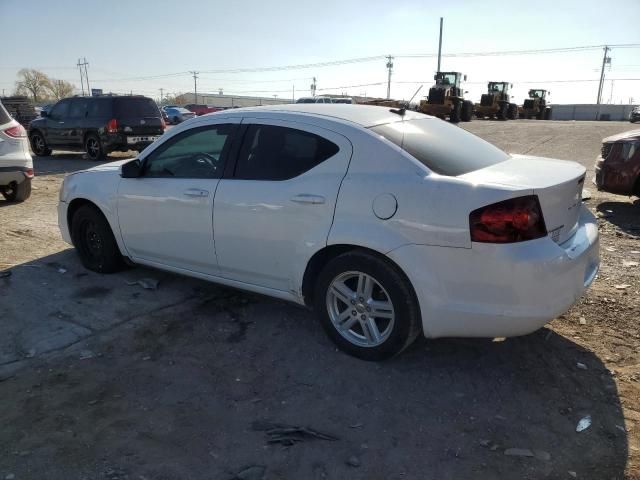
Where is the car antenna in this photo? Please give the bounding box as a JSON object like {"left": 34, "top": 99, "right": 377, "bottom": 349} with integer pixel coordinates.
{"left": 390, "top": 85, "right": 423, "bottom": 116}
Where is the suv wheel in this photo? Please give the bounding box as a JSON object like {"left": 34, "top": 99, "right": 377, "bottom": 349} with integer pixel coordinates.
{"left": 1, "top": 179, "right": 32, "bottom": 202}
{"left": 30, "top": 132, "right": 52, "bottom": 156}
{"left": 314, "top": 251, "right": 421, "bottom": 361}
{"left": 85, "top": 134, "right": 105, "bottom": 161}
{"left": 71, "top": 204, "right": 124, "bottom": 273}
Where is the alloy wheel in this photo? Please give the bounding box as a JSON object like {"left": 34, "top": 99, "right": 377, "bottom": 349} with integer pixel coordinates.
{"left": 326, "top": 271, "right": 395, "bottom": 348}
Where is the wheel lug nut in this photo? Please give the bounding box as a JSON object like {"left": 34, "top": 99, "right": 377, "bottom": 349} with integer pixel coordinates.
{"left": 366, "top": 307, "right": 371, "bottom": 312}
{"left": 351, "top": 310, "right": 357, "bottom": 316}
{"left": 361, "top": 314, "right": 366, "bottom": 320}
{"left": 359, "top": 297, "right": 364, "bottom": 302}
{"left": 350, "top": 300, "right": 356, "bottom": 305}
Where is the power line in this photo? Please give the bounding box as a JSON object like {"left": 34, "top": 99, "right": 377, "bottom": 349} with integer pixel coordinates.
{"left": 83, "top": 43, "right": 640, "bottom": 83}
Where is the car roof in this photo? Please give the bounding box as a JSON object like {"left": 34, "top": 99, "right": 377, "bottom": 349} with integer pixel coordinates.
{"left": 215, "top": 104, "right": 427, "bottom": 127}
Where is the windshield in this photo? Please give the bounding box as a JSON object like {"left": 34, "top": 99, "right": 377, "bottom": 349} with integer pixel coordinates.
{"left": 370, "top": 118, "right": 510, "bottom": 176}
{"left": 114, "top": 98, "right": 160, "bottom": 117}
{"left": 529, "top": 90, "right": 545, "bottom": 98}
{"left": 437, "top": 73, "right": 458, "bottom": 85}
{"left": 489, "top": 83, "right": 505, "bottom": 92}
{"left": 296, "top": 98, "right": 316, "bottom": 103}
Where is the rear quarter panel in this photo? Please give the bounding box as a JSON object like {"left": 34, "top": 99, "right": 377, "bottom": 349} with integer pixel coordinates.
{"left": 329, "top": 129, "right": 530, "bottom": 253}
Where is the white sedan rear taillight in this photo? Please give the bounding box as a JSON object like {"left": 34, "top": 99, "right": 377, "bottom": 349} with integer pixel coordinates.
{"left": 469, "top": 195, "right": 547, "bottom": 243}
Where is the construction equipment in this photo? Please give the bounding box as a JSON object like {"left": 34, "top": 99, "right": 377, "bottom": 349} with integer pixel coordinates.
{"left": 474, "top": 82, "right": 518, "bottom": 120}
{"left": 418, "top": 72, "right": 473, "bottom": 123}
{"left": 519, "top": 89, "right": 552, "bottom": 120}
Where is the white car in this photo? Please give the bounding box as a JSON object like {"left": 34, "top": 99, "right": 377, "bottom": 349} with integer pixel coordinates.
{"left": 58, "top": 104, "right": 599, "bottom": 360}
{"left": 0, "top": 101, "right": 33, "bottom": 202}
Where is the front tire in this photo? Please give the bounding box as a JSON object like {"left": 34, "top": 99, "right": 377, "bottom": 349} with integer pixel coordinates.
{"left": 29, "top": 131, "right": 52, "bottom": 156}
{"left": 461, "top": 101, "right": 473, "bottom": 122}
{"left": 449, "top": 101, "right": 462, "bottom": 123}
{"left": 314, "top": 251, "right": 421, "bottom": 361}
{"left": 507, "top": 103, "right": 518, "bottom": 120}
{"left": 85, "top": 134, "right": 105, "bottom": 161}
{"left": 1, "top": 179, "right": 31, "bottom": 202}
{"left": 71, "top": 205, "right": 124, "bottom": 273}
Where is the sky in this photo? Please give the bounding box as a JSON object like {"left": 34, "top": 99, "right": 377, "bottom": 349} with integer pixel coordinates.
{"left": 1, "top": 0, "right": 639, "bottom": 105}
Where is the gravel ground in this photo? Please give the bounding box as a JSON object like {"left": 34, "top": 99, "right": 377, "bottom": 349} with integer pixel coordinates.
{"left": 0, "top": 120, "right": 638, "bottom": 479}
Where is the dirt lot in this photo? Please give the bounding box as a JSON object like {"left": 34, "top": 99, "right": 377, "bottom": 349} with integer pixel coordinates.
{"left": 0, "top": 120, "right": 638, "bottom": 480}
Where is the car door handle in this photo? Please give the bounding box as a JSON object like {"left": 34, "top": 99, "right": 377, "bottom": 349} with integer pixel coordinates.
{"left": 290, "top": 194, "right": 325, "bottom": 205}
{"left": 183, "top": 188, "right": 209, "bottom": 197}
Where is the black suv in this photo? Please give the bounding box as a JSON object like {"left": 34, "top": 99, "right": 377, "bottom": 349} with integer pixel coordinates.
{"left": 29, "top": 95, "right": 164, "bottom": 160}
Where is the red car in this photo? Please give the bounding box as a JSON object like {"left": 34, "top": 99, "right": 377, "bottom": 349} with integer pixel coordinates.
{"left": 184, "top": 104, "right": 221, "bottom": 116}
{"left": 594, "top": 129, "right": 640, "bottom": 196}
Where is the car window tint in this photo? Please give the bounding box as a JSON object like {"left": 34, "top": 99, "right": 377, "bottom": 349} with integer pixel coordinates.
{"left": 114, "top": 98, "right": 159, "bottom": 117}
{"left": 143, "top": 124, "right": 234, "bottom": 179}
{"left": 69, "top": 98, "right": 88, "bottom": 118}
{"left": 49, "top": 100, "right": 70, "bottom": 120}
{"left": 370, "top": 118, "right": 509, "bottom": 176}
{"left": 235, "top": 124, "right": 339, "bottom": 180}
{"left": 87, "top": 99, "right": 111, "bottom": 118}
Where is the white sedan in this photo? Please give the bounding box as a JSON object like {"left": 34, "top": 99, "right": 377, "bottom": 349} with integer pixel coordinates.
{"left": 0, "top": 100, "right": 33, "bottom": 202}
{"left": 58, "top": 104, "right": 599, "bottom": 360}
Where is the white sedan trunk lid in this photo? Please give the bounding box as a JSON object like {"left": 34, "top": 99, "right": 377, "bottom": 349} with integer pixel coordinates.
{"left": 460, "top": 154, "right": 586, "bottom": 244}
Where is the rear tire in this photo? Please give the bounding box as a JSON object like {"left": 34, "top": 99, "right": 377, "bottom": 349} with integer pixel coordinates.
{"left": 85, "top": 134, "right": 105, "bottom": 161}
{"left": 544, "top": 107, "right": 552, "bottom": 120}
{"left": 314, "top": 251, "right": 421, "bottom": 361}
{"left": 449, "top": 101, "right": 462, "bottom": 123}
{"left": 71, "top": 204, "right": 124, "bottom": 273}
{"left": 1, "top": 179, "right": 31, "bottom": 202}
{"left": 507, "top": 103, "right": 518, "bottom": 120}
{"left": 29, "top": 131, "right": 51, "bottom": 156}
{"left": 461, "top": 101, "right": 473, "bottom": 122}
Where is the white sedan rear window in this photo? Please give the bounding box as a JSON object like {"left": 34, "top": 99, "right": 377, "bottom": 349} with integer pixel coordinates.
{"left": 370, "top": 118, "right": 510, "bottom": 176}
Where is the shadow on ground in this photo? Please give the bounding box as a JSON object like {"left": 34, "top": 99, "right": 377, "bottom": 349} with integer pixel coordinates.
{"left": 597, "top": 200, "right": 640, "bottom": 237}
{"left": 0, "top": 252, "right": 629, "bottom": 479}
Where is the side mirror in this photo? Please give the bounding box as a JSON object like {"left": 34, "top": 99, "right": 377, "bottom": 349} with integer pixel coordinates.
{"left": 121, "top": 159, "right": 142, "bottom": 178}
{"left": 433, "top": 74, "right": 438, "bottom": 80}
{"left": 464, "top": 91, "right": 469, "bottom": 94}
{"left": 40, "top": 110, "right": 48, "bottom": 118}
{"left": 463, "top": 75, "right": 467, "bottom": 81}
{"left": 510, "top": 84, "right": 513, "bottom": 88}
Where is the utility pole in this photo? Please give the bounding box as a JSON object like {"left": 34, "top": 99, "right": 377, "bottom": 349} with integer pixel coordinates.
{"left": 437, "top": 17, "right": 443, "bottom": 73}
{"left": 386, "top": 55, "right": 394, "bottom": 99}
{"left": 190, "top": 71, "right": 199, "bottom": 104}
{"left": 597, "top": 46, "right": 610, "bottom": 105}
{"left": 310, "top": 77, "right": 317, "bottom": 97}
{"left": 159, "top": 88, "right": 164, "bottom": 104}
{"left": 77, "top": 58, "right": 86, "bottom": 96}
{"left": 82, "top": 57, "right": 90, "bottom": 95}
{"left": 292, "top": 85, "right": 295, "bottom": 102}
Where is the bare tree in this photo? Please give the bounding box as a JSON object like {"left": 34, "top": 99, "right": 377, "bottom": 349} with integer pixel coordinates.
{"left": 15, "top": 69, "right": 52, "bottom": 102}
{"left": 47, "top": 79, "right": 75, "bottom": 100}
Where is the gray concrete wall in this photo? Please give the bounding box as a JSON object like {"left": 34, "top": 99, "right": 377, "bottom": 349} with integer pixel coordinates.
{"left": 551, "top": 104, "right": 636, "bottom": 121}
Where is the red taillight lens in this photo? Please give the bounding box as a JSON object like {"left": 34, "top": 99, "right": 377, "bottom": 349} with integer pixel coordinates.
{"left": 470, "top": 195, "right": 547, "bottom": 243}
{"left": 24, "top": 169, "right": 34, "bottom": 178}
{"left": 106, "top": 118, "right": 118, "bottom": 133}
{"left": 3, "top": 125, "right": 26, "bottom": 138}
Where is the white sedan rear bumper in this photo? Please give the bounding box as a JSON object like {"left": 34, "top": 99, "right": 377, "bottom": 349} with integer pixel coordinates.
{"left": 388, "top": 205, "right": 599, "bottom": 338}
